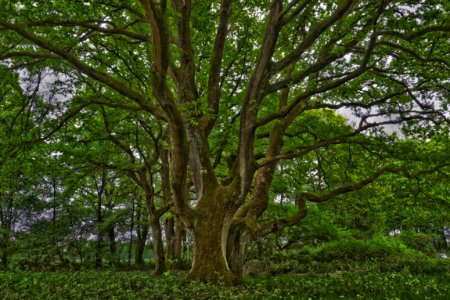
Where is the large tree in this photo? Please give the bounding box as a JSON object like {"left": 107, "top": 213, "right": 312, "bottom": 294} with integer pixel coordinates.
{"left": 1, "top": 0, "right": 449, "bottom": 284}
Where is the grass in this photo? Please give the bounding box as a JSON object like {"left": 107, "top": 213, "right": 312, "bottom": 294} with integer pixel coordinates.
{"left": 1, "top": 268, "right": 449, "bottom": 299}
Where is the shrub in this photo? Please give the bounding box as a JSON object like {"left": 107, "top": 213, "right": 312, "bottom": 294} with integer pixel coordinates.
{"left": 312, "top": 238, "right": 370, "bottom": 262}
{"left": 398, "top": 231, "right": 437, "bottom": 256}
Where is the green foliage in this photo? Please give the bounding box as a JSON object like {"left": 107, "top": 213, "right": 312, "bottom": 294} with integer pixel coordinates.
{"left": 398, "top": 231, "right": 437, "bottom": 256}
{"left": 0, "top": 270, "right": 449, "bottom": 299}
{"left": 1, "top": 0, "right": 450, "bottom": 287}
{"left": 247, "top": 229, "right": 450, "bottom": 277}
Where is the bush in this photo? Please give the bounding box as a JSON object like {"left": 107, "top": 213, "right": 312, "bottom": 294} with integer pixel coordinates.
{"left": 311, "top": 235, "right": 424, "bottom": 263}
{"left": 366, "top": 235, "right": 420, "bottom": 258}
{"left": 247, "top": 234, "right": 445, "bottom": 276}
{"left": 312, "top": 239, "right": 370, "bottom": 262}
{"left": 398, "top": 231, "right": 437, "bottom": 256}
{"left": 378, "top": 256, "right": 450, "bottom": 274}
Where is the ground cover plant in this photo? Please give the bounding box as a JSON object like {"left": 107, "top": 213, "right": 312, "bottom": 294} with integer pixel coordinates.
{"left": 1, "top": 267, "right": 450, "bottom": 300}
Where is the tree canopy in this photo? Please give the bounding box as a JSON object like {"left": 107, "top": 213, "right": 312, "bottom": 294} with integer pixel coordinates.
{"left": 0, "top": 0, "right": 449, "bottom": 285}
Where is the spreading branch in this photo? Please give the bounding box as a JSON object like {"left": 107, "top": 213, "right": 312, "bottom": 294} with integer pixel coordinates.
{"left": 0, "top": 20, "right": 165, "bottom": 119}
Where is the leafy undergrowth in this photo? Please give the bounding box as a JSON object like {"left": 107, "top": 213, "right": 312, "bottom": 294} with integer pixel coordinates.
{"left": 1, "top": 269, "right": 449, "bottom": 300}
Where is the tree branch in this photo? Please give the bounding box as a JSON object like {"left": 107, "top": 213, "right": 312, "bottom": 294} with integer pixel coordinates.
{"left": 0, "top": 20, "right": 165, "bottom": 119}
{"left": 379, "top": 25, "right": 450, "bottom": 42}
{"left": 298, "top": 163, "right": 450, "bottom": 203}
{"left": 257, "top": 115, "right": 431, "bottom": 168}
{"left": 206, "top": 0, "right": 233, "bottom": 133}
{"left": 25, "top": 19, "right": 150, "bottom": 41}
{"left": 271, "top": 0, "right": 355, "bottom": 74}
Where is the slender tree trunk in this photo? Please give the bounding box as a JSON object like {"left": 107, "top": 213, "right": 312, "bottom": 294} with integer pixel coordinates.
{"left": 134, "top": 168, "right": 167, "bottom": 274}
{"left": 95, "top": 232, "right": 103, "bottom": 268}
{"left": 165, "top": 217, "right": 185, "bottom": 270}
{"left": 165, "top": 216, "right": 175, "bottom": 261}
{"left": 0, "top": 219, "right": 7, "bottom": 270}
{"left": 1, "top": 251, "right": 7, "bottom": 270}
{"left": 135, "top": 222, "right": 148, "bottom": 266}
{"left": 94, "top": 173, "right": 105, "bottom": 269}
{"left": 0, "top": 194, "right": 13, "bottom": 270}
{"left": 52, "top": 176, "right": 57, "bottom": 224}
{"left": 161, "top": 147, "right": 179, "bottom": 269}
{"left": 76, "top": 235, "right": 84, "bottom": 266}
{"left": 128, "top": 196, "right": 135, "bottom": 267}
{"left": 0, "top": 231, "right": 7, "bottom": 270}
{"left": 150, "top": 219, "right": 166, "bottom": 275}
{"left": 108, "top": 226, "right": 116, "bottom": 255}
{"left": 107, "top": 225, "right": 118, "bottom": 265}
{"left": 135, "top": 234, "right": 147, "bottom": 266}
{"left": 173, "top": 222, "right": 184, "bottom": 269}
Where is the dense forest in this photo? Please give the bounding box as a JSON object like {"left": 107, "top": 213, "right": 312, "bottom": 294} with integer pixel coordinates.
{"left": 0, "top": 0, "right": 449, "bottom": 298}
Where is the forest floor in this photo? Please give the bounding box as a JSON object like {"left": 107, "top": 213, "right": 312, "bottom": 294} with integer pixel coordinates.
{"left": 1, "top": 267, "right": 450, "bottom": 299}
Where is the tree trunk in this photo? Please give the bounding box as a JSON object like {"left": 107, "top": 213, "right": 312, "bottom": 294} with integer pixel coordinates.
{"left": 75, "top": 235, "right": 84, "bottom": 265}
{"left": 187, "top": 205, "right": 241, "bottom": 285}
{"left": 135, "top": 237, "right": 146, "bottom": 266}
{"left": 0, "top": 195, "right": 12, "bottom": 270}
{"left": 173, "top": 222, "right": 184, "bottom": 269}
{"left": 95, "top": 233, "right": 103, "bottom": 268}
{"left": 150, "top": 219, "right": 166, "bottom": 275}
{"left": 108, "top": 226, "right": 116, "bottom": 255}
{"left": 135, "top": 223, "right": 148, "bottom": 266}
{"left": 1, "top": 251, "right": 7, "bottom": 270}
{"left": 107, "top": 225, "right": 118, "bottom": 265}
{"left": 0, "top": 237, "right": 7, "bottom": 270}
{"left": 128, "top": 197, "right": 135, "bottom": 267}
{"left": 0, "top": 224, "right": 8, "bottom": 270}
{"left": 165, "top": 216, "right": 175, "bottom": 263}
{"left": 164, "top": 218, "right": 185, "bottom": 270}
{"left": 227, "top": 227, "right": 249, "bottom": 277}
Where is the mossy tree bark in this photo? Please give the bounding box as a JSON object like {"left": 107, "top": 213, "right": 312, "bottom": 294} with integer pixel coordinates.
{"left": 186, "top": 186, "right": 242, "bottom": 285}
{"left": 189, "top": 224, "right": 238, "bottom": 284}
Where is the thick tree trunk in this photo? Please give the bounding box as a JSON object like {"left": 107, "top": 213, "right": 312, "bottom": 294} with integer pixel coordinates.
{"left": 187, "top": 209, "right": 241, "bottom": 285}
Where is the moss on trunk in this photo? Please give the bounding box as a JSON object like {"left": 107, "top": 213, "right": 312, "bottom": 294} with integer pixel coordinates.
{"left": 187, "top": 191, "right": 242, "bottom": 285}
{"left": 188, "top": 224, "right": 241, "bottom": 285}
